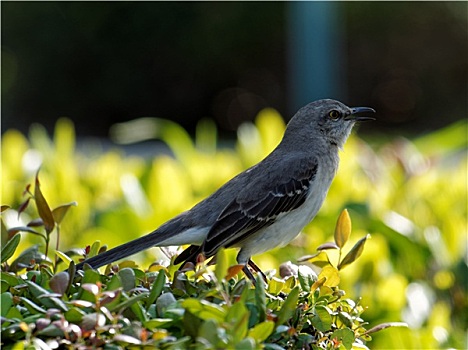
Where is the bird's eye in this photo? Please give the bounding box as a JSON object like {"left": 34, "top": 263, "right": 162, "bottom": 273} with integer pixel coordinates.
{"left": 329, "top": 110, "right": 341, "bottom": 120}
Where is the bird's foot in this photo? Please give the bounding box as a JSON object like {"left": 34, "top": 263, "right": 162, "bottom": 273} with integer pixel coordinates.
{"left": 242, "top": 259, "right": 268, "bottom": 285}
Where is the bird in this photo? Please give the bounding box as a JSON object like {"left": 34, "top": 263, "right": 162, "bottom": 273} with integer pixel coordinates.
{"left": 76, "top": 99, "right": 375, "bottom": 282}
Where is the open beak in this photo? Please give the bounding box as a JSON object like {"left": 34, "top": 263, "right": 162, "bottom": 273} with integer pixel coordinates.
{"left": 345, "top": 107, "right": 376, "bottom": 121}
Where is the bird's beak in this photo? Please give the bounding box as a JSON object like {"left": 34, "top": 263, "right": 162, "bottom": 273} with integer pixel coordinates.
{"left": 345, "top": 107, "right": 376, "bottom": 121}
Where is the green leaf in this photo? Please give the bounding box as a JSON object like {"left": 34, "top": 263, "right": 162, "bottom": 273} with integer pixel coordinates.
{"left": 130, "top": 298, "right": 148, "bottom": 323}
{"left": 338, "top": 234, "right": 371, "bottom": 270}
{"left": 143, "top": 318, "right": 174, "bottom": 329}
{"left": 146, "top": 270, "right": 166, "bottom": 309}
{"left": 156, "top": 292, "right": 177, "bottom": 317}
{"left": 9, "top": 245, "right": 44, "bottom": 272}
{"left": 331, "top": 328, "right": 355, "bottom": 350}
{"left": 297, "top": 265, "right": 317, "bottom": 291}
{"left": 110, "top": 292, "right": 149, "bottom": 312}
{"left": 1, "top": 280, "right": 9, "bottom": 293}
{"left": 1, "top": 233, "right": 21, "bottom": 263}
{"left": 25, "top": 280, "right": 68, "bottom": 312}
{"left": 1, "top": 272, "right": 20, "bottom": 287}
{"left": 334, "top": 209, "right": 352, "bottom": 248}
{"left": 118, "top": 268, "right": 136, "bottom": 292}
{"left": 276, "top": 286, "right": 299, "bottom": 325}
{"left": 20, "top": 296, "right": 48, "bottom": 314}
{"left": 34, "top": 171, "right": 55, "bottom": 234}
{"left": 183, "top": 309, "right": 202, "bottom": 338}
{"left": 51, "top": 202, "right": 77, "bottom": 224}
{"left": 1, "top": 292, "right": 13, "bottom": 317}
{"left": 5, "top": 310, "right": 23, "bottom": 324}
{"left": 311, "top": 305, "right": 333, "bottom": 332}
{"left": 64, "top": 307, "right": 86, "bottom": 324}
{"left": 82, "top": 268, "right": 101, "bottom": 284}
{"left": 248, "top": 320, "right": 275, "bottom": 343}
{"left": 88, "top": 241, "right": 101, "bottom": 258}
{"left": 198, "top": 319, "right": 220, "bottom": 346}
{"left": 338, "top": 311, "right": 354, "bottom": 328}
{"left": 226, "top": 301, "right": 249, "bottom": 340}
{"left": 298, "top": 251, "right": 332, "bottom": 268}
{"left": 235, "top": 337, "right": 255, "bottom": 350}
{"left": 106, "top": 273, "right": 123, "bottom": 291}
{"left": 255, "top": 275, "right": 267, "bottom": 322}
{"left": 182, "top": 298, "right": 226, "bottom": 322}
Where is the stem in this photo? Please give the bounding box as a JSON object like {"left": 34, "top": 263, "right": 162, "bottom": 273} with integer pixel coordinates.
{"left": 55, "top": 225, "right": 60, "bottom": 252}
{"left": 54, "top": 225, "right": 61, "bottom": 272}
{"left": 338, "top": 248, "right": 342, "bottom": 269}
{"left": 44, "top": 234, "right": 49, "bottom": 259}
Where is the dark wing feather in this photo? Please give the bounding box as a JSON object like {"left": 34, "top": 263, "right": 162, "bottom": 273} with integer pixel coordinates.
{"left": 201, "top": 160, "right": 318, "bottom": 258}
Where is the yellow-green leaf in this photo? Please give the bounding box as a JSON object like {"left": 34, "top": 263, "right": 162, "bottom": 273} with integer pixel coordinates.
{"left": 88, "top": 241, "right": 101, "bottom": 258}
{"left": 338, "top": 234, "right": 371, "bottom": 270}
{"left": 248, "top": 320, "right": 275, "bottom": 343}
{"left": 34, "top": 172, "right": 55, "bottom": 234}
{"left": 267, "top": 277, "right": 285, "bottom": 294}
{"left": 55, "top": 250, "right": 73, "bottom": 266}
{"left": 182, "top": 298, "right": 226, "bottom": 322}
{"left": 298, "top": 251, "right": 332, "bottom": 268}
{"left": 52, "top": 202, "right": 77, "bottom": 224}
{"left": 318, "top": 265, "right": 340, "bottom": 288}
{"left": 215, "top": 248, "right": 228, "bottom": 282}
{"left": 310, "top": 277, "right": 327, "bottom": 293}
{"left": 334, "top": 209, "right": 352, "bottom": 248}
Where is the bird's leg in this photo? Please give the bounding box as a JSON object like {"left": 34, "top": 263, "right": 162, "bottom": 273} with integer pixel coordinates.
{"left": 242, "top": 265, "right": 257, "bottom": 285}
{"left": 248, "top": 259, "right": 268, "bottom": 284}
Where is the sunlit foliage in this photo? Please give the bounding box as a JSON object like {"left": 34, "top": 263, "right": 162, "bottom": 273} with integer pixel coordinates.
{"left": 1, "top": 110, "right": 466, "bottom": 349}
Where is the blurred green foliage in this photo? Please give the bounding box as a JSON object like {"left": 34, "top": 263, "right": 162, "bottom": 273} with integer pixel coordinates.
{"left": 2, "top": 109, "right": 467, "bottom": 349}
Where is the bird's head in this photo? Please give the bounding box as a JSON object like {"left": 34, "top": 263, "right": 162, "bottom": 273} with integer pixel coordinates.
{"left": 285, "top": 99, "right": 375, "bottom": 149}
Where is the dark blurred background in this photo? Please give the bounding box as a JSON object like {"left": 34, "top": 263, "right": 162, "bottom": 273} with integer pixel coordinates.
{"left": 2, "top": 2, "right": 467, "bottom": 138}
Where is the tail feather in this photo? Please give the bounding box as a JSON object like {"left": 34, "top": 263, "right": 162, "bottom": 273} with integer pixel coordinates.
{"left": 75, "top": 230, "right": 168, "bottom": 270}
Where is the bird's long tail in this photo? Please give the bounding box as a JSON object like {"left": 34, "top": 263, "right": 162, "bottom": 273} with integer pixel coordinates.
{"left": 75, "top": 230, "right": 168, "bottom": 270}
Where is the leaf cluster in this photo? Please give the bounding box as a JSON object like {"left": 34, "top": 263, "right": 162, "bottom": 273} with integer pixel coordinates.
{"left": 1, "top": 182, "right": 405, "bottom": 349}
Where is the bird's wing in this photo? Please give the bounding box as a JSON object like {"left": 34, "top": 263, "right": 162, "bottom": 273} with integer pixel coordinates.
{"left": 201, "top": 157, "right": 318, "bottom": 257}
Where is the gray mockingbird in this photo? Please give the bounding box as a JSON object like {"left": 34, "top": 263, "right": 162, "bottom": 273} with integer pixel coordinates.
{"left": 76, "top": 99, "right": 375, "bottom": 282}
